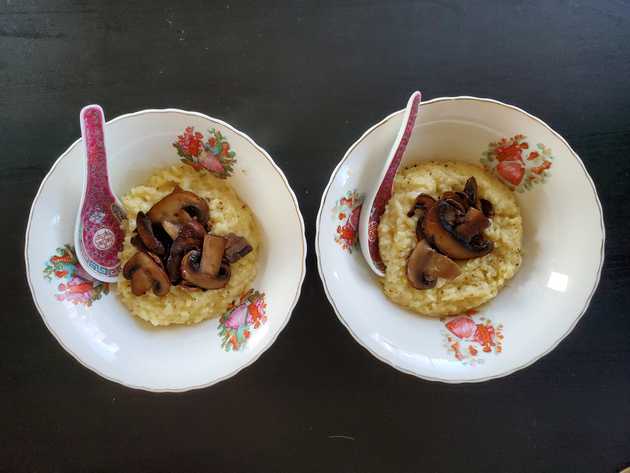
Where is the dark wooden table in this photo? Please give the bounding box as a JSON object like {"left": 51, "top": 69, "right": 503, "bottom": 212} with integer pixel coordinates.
{"left": 3, "top": 1, "right": 629, "bottom": 472}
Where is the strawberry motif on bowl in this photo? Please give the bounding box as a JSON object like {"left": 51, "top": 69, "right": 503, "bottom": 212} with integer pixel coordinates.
{"left": 441, "top": 310, "right": 504, "bottom": 366}
{"left": 481, "top": 134, "right": 554, "bottom": 192}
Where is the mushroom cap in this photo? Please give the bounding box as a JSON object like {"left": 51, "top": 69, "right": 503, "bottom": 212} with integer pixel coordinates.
{"left": 407, "top": 193, "right": 436, "bottom": 217}
{"left": 181, "top": 249, "right": 231, "bottom": 290}
{"left": 455, "top": 207, "right": 491, "bottom": 242}
{"left": 406, "top": 239, "right": 461, "bottom": 289}
{"left": 123, "top": 252, "right": 171, "bottom": 296}
{"left": 463, "top": 177, "right": 480, "bottom": 208}
{"left": 164, "top": 220, "right": 208, "bottom": 283}
{"left": 135, "top": 211, "right": 166, "bottom": 256}
{"left": 223, "top": 234, "right": 253, "bottom": 263}
{"left": 480, "top": 198, "right": 494, "bottom": 218}
{"left": 147, "top": 188, "right": 210, "bottom": 228}
{"left": 422, "top": 201, "right": 493, "bottom": 259}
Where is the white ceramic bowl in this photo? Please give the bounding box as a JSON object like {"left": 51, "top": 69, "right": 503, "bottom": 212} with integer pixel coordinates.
{"left": 26, "top": 109, "right": 306, "bottom": 392}
{"left": 316, "top": 97, "right": 604, "bottom": 383}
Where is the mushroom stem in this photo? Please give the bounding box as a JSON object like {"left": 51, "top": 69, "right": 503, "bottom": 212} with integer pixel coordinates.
{"left": 200, "top": 235, "right": 226, "bottom": 276}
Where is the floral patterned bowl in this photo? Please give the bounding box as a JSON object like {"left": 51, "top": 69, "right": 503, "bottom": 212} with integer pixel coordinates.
{"left": 316, "top": 97, "right": 604, "bottom": 383}
{"left": 25, "top": 109, "right": 306, "bottom": 392}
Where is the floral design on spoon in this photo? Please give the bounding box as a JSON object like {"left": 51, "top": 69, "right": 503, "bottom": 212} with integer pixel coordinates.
{"left": 75, "top": 105, "right": 125, "bottom": 282}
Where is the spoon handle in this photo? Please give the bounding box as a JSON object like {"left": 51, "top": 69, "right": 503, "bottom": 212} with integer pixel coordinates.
{"left": 77, "top": 105, "right": 124, "bottom": 279}
{"left": 365, "top": 91, "right": 421, "bottom": 273}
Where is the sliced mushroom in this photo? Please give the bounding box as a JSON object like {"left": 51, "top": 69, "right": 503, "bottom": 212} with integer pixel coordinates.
{"left": 406, "top": 239, "right": 461, "bottom": 289}
{"left": 480, "top": 198, "right": 494, "bottom": 218}
{"left": 164, "top": 221, "right": 207, "bottom": 283}
{"left": 442, "top": 191, "right": 470, "bottom": 211}
{"left": 147, "top": 188, "right": 210, "bottom": 229}
{"left": 444, "top": 197, "right": 467, "bottom": 215}
{"left": 223, "top": 234, "right": 253, "bottom": 263}
{"left": 178, "top": 219, "right": 206, "bottom": 241}
{"left": 407, "top": 194, "right": 436, "bottom": 217}
{"left": 159, "top": 209, "right": 193, "bottom": 240}
{"left": 166, "top": 237, "right": 202, "bottom": 283}
{"left": 180, "top": 236, "right": 231, "bottom": 290}
{"left": 123, "top": 252, "right": 171, "bottom": 296}
{"left": 200, "top": 234, "right": 226, "bottom": 276}
{"left": 463, "top": 177, "right": 480, "bottom": 208}
{"left": 130, "top": 234, "right": 148, "bottom": 252}
{"left": 135, "top": 211, "right": 166, "bottom": 256}
{"left": 422, "top": 201, "right": 493, "bottom": 259}
{"left": 455, "top": 207, "right": 491, "bottom": 242}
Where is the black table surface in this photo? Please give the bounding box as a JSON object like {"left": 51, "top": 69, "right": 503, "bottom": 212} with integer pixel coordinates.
{"left": 2, "top": 1, "right": 629, "bottom": 472}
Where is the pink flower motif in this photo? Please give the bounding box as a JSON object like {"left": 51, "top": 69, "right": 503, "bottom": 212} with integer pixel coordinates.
{"left": 224, "top": 304, "right": 248, "bottom": 329}
{"left": 199, "top": 152, "right": 225, "bottom": 174}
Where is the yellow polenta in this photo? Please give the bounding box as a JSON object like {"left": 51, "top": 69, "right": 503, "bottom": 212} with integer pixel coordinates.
{"left": 117, "top": 164, "right": 259, "bottom": 326}
{"left": 378, "top": 161, "right": 522, "bottom": 317}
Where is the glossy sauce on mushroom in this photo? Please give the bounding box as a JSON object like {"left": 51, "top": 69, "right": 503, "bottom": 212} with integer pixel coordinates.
{"left": 406, "top": 177, "right": 494, "bottom": 290}
{"left": 123, "top": 187, "right": 253, "bottom": 296}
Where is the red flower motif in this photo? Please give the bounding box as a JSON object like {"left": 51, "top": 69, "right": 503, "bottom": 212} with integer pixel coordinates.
{"left": 176, "top": 126, "right": 204, "bottom": 157}
{"left": 527, "top": 151, "right": 540, "bottom": 161}
{"left": 532, "top": 160, "right": 552, "bottom": 175}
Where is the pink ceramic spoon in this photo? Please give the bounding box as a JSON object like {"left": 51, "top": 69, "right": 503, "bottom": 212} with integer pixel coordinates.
{"left": 74, "top": 105, "right": 126, "bottom": 283}
{"left": 358, "top": 91, "right": 422, "bottom": 276}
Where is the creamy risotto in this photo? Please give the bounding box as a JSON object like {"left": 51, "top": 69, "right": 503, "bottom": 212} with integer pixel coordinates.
{"left": 378, "top": 161, "right": 522, "bottom": 316}
{"left": 117, "top": 164, "right": 259, "bottom": 326}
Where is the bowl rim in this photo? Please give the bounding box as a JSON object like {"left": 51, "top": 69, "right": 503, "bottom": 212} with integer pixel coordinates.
{"left": 316, "top": 95, "right": 606, "bottom": 383}
{"left": 24, "top": 108, "right": 307, "bottom": 392}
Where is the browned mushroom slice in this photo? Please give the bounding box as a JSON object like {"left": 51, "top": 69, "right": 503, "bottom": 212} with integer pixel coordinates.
{"left": 180, "top": 235, "right": 231, "bottom": 290}
{"left": 443, "top": 197, "right": 467, "bottom": 215}
{"left": 480, "top": 198, "right": 494, "bottom": 218}
{"left": 422, "top": 201, "right": 493, "bottom": 259}
{"left": 455, "top": 207, "right": 491, "bottom": 242}
{"left": 463, "top": 177, "right": 480, "bottom": 208}
{"left": 123, "top": 252, "right": 171, "bottom": 296}
{"left": 166, "top": 237, "right": 201, "bottom": 283}
{"left": 407, "top": 194, "right": 436, "bottom": 217}
{"left": 147, "top": 188, "right": 210, "bottom": 229}
{"left": 178, "top": 219, "right": 206, "bottom": 241}
{"left": 223, "top": 234, "right": 253, "bottom": 263}
{"left": 135, "top": 211, "right": 166, "bottom": 256}
{"left": 406, "top": 239, "right": 461, "bottom": 289}
{"left": 130, "top": 234, "right": 148, "bottom": 252}
{"left": 442, "top": 191, "right": 470, "bottom": 211}
{"left": 164, "top": 221, "right": 207, "bottom": 283}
